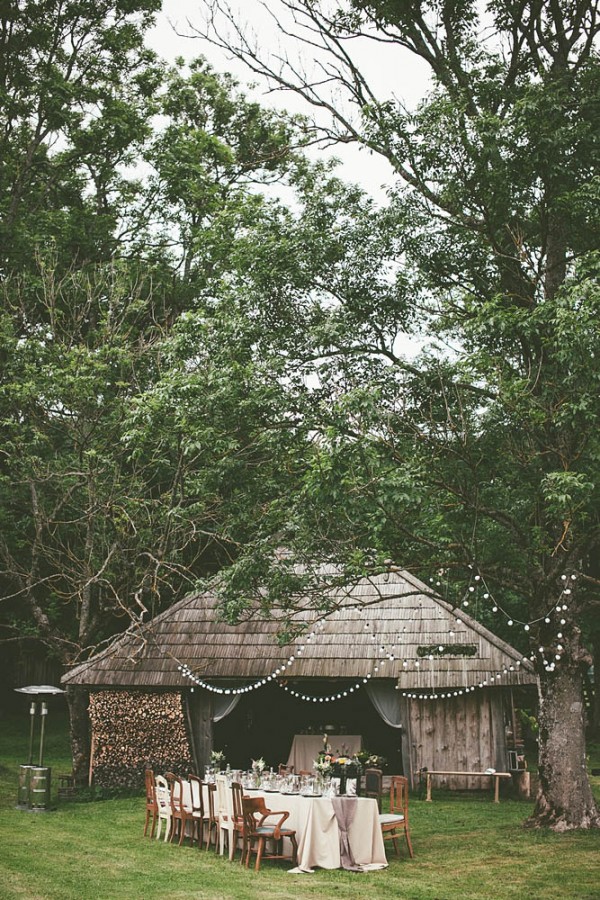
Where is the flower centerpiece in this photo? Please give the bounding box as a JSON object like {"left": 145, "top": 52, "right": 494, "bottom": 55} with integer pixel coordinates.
{"left": 314, "top": 753, "right": 333, "bottom": 776}
{"left": 356, "top": 750, "right": 387, "bottom": 770}
{"left": 251, "top": 757, "right": 266, "bottom": 775}
{"left": 322, "top": 754, "right": 360, "bottom": 794}
{"left": 210, "top": 749, "right": 226, "bottom": 769}
{"left": 331, "top": 755, "right": 360, "bottom": 778}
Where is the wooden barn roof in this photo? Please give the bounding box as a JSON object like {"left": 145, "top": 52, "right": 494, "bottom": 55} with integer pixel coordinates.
{"left": 62, "top": 568, "right": 536, "bottom": 691}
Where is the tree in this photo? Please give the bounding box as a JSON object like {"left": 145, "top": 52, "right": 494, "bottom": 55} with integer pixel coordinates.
{"left": 199, "top": 0, "right": 600, "bottom": 829}
{"left": 0, "top": 1, "right": 312, "bottom": 779}
{"left": 0, "top": 0, "right": 166, "bottom": 774}
{"left": 0, "top": 0, "right": 163, "bottom": 276}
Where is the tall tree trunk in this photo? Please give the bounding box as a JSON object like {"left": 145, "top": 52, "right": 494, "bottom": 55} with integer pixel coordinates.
{"left": 529, "top": 640, "right": 599, "bottom": 830}
{"left": 65, "top": 684, "right": 91, "bottom": 785}
{"left": 592, "top": 638, "right": 600, "bottom": 740}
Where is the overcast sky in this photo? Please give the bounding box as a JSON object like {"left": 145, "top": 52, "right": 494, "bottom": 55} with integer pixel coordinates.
{"left": 146, "top": 0, "right": 432, "bottom": 201}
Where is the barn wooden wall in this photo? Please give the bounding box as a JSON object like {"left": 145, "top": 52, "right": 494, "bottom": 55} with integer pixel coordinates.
{"left": 185, "top": 689, "right": 213, "bottom": 774}
{"left": 408, "top": 690, "right": 508, "bottom": 790}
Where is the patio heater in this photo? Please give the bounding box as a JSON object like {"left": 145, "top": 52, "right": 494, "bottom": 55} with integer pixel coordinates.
{"left": 15, "top": 685, "right": 65, "bottom": 812}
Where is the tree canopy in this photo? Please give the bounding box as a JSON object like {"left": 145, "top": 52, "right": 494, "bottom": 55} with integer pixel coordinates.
{"left": 1, "top": 0, "right": 598, "bottom": 830}
{"left": 197, "top": 0, "right": 600, "bottom": 829}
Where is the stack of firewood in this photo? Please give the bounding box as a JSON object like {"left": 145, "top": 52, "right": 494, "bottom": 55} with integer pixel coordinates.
{"left": 89, "top": 691, "right": 193, "bottom": 790}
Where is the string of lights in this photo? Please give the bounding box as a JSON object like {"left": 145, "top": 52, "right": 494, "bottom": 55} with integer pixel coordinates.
{"left": 176, "top": 567, "right": 575, "bottom": 701}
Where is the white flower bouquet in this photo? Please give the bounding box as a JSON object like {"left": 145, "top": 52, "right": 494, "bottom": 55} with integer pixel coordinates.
{"left": 314, "top": 754, "right": 333, "bottom": 775}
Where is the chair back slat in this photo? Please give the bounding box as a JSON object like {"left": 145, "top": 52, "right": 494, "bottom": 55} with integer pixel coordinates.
{"left": 215, "top": 774, "right": 231, "bottom": 818}
{"left": 144, "top": 768, "right": 156, "bottom": 804}
{"left": 231, "top": 781, "right": 244, "bottom": 820}
{"left": 364, "top": 767, "right": 383, "bottom": 811}
{"left": 188, "top": 773, "right": 204, "bottom": 816}
{"left": 390, "top": 775, "right": 409, "bottom": 817}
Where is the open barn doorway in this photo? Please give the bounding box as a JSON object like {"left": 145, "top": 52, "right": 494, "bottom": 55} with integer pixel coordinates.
{"left": 213, "top": 680, "right": 404, "bottom": 774}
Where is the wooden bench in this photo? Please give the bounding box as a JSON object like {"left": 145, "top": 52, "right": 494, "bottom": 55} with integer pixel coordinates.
{"left": 424, "top": 770, "right": 512, "bottom": 803}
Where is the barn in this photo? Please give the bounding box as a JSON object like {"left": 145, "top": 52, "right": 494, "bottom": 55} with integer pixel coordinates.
{"left": 61, "top": 567, "right": 537, "bottom": 791}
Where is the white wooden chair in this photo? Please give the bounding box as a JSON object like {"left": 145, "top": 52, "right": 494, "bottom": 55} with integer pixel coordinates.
{"left": 215, "top": 774, "right": 236, "bottom": 858}
{"left": 155, "top": 774, "right": 171, "bottom": 841}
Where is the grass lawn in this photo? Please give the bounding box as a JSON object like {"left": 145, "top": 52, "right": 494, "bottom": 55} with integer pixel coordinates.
{"left": 0, "top": 711, "right": 598, "bottom": 900}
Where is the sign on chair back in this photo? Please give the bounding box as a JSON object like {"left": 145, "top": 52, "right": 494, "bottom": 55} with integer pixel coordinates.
{"left": 154, "top": 774, "right": 171, "bottom": 842}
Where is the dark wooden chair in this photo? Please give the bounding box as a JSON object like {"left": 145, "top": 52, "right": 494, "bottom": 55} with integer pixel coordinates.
{"left": 165, "top": 772, "right": 196, "bottom": 846}
{"left": 278, "top": 763, "right": 293, "bottom": 775}
{"left": 242, "top": 796, "right": 298, "bottom": 871}
{"left": 231, "top": 781, "right": 247, "bottom": 862}
{"left": 363, "top": 767, "right": 383, "bottom": 811}
{"left": 144, "top": 768, "right": 158, "bottom": 837}
{"left": 206, "top": 782, "right": 219, "bottom": 851}
{"left": 380, "top": 775, "right": 414, "bottom": 858}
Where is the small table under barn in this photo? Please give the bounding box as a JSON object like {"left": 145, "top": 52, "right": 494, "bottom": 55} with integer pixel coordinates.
{"left": 286, "top": 734, "right": 362, "bottom": 772}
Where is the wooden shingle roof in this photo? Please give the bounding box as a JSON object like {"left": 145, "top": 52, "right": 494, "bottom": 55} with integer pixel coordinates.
{"left": 62, "top": 568, "right": 536, "bottom": 690}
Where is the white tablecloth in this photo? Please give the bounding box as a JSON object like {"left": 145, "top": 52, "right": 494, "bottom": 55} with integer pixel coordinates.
{"left": 254, "top": 790, "right": 386, "bottom": 873}
{"left": 180, "top": 780, "right": 386, "bottom": 872}
{"left": 286, "top": 734, "right": 362, "bottom": 772}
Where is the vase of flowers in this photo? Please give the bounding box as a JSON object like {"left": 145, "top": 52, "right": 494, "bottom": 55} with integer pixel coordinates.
{"left": 210, "top": 749, "right": 226, "bottom": 770}
{"left": 356, "top": 750, "right": 387, "bottom": 770}
{"left": 314, "top": 753, "right": 333, "bottom": 777}
{"left": 251, "top": 757, "right": 266, "bottom": 787}
{"left": 330, "top": 755, "right": 361, "bottom": 794}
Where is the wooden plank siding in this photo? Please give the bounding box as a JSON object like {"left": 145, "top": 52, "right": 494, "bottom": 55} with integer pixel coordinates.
{"left": 410, "top": 692, "right": 509, "bottom": 790}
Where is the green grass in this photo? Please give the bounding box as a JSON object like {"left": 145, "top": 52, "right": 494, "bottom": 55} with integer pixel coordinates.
{"left": 0, "top": 712, "right": 598, "bottom": 900}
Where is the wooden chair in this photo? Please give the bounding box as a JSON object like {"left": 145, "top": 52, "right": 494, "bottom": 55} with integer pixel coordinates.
{"left": 242, "top": 795, "right": 298, "bottom": 871}
{"left": 144, "top": 768, "right": 158, "bottom": 838}
{"left": 380, "top": 775, "right": 414, "bottom": 858}
{"left": 165, "top": 772, "right": 196, "bottom": 846}
{"left": 215, "top": 774, "right": 236, "bottom": 857}
{"left": 230, "top": 781, "right": 247, "bottom": 862}
{"left": 205, "top": 782, "right": 219, "bottom": 851}
{"left": 363, "top": 767, "right": 383, "bottom": 811}
{"left": 188, "top": 774, "right": 212, "bottom": 849}
{"left": 278, "top": 763, "right": 293, "bottom": 775}
{"left": 154, "top": 774, "right": 171, "bottom": 841}
{"left": 57, "top": 771, "right": 77, "bottom": 801}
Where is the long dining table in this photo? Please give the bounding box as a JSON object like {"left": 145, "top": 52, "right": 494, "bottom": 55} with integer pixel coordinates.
{"left": 181, "top": 780, "right": 387, "bottom": 873}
